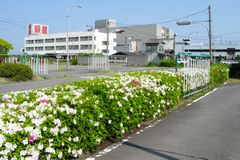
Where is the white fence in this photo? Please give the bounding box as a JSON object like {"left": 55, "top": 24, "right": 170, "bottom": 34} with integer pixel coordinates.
{"left": 177, "top": 56, "right": 210, "bottom": 93}
{"left": 0, "top": 55, "right": 48, "bottom": 75}
{"left": 88, "top": 56, "right": 109, "bottom": 71}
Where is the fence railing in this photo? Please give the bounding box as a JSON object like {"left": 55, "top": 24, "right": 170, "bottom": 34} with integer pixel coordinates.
{"left": 0, "top": 54, "right": 48, "bottom": 75}
{"left": 88, "top": 56, "right": 109, "bottom": 71}
{"left": 176, "top": 52, "right": 210, "bottom": 97}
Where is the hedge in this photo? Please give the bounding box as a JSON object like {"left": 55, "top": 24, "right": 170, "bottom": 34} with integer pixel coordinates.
{"left": 0, "top": 70, "right": 182, "bottom": 159}
{"left": 159, "top": 59, "right": 175, "bottom": 67}
{"left": 229, "top": 64, "right": 240, "bottom": 79}
{"left": 210, "top": 64, "right": 229, "bottom": 86}
{"left": 0, "top": 65, "right": 229, "bottom": 159}
{"left": 0, "top": 63, "right": 33, "bottom": 81}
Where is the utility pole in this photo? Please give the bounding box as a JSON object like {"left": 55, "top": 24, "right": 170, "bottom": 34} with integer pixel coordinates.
{"left": 173, "top": 34, "right": 176, "bottom": 57}
{"left": 208, "top": 5, "right": 213, "bottom": 63}
{"left": 106, "top": 20, "right": 110, "bottom": 55}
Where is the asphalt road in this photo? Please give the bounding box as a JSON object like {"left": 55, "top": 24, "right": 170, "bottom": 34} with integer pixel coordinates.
{"left": 95, "top": 83, "right": 240, "bottom": 160}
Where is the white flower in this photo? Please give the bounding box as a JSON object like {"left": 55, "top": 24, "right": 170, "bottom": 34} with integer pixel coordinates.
{"left": 45, "top": 147, "right": 55, "bottom": 154}
{"left": 38, "top": 143, "right": 44, "bottom": 150}
{"left": 94, "top": 122, "right": 99, "bottom": 127}
{"left": 109, "top": 95, "right": 114, "bottom": 99}
{"left": 117, "top": 101, "right": 122, "bottom": 108}
{"left": 58, "top": 152, "right": 63, "bottom": 159}
{"left": 61, "top": 142, "right": 65, "bottom": 146}
{"left": 50, "top": 127, "right": 59, "bottom": 135}
{"left": 22, "top": 139, "right": 28, "bottom": 145}
{"left": 123, "top": 96, "right": 128, "bottom": 101}
{"left": 137, "top": 124, "right": 141, "bottom": 128}
{"left": 108, "top": 120, "right": 112, "bottom": 124}
{"left": 73, "top": 136, "right": 79, "bottom": 142}
{"left": 53, "top": 119, "right": 61, "bottom": 126}
{"left": 68, "top": 137, "right": 72, "bottom": 142}
{"left": 127, "top": 116, "right": 130, "bottom": 120}
{"left": 96, "top": 138, "right": 101, "bottom": 143}
{"left": 120, "top": 122, "right": 123, "bottom": 127}
{"left": 130, "top": 108, "right": 133, "bottom": 112}
{"left": 5, "top": 142, "right": 16, "bottom": 151}
{"left": 99, "top": 113, "right": 103, "bottom": 119}
{"left": 60, "top": 126, "right": 68, "bottom": 134}
{"left": 142, "top": 112, "right": 145, "bottom": 116}
{"left": 43, "top": 126, "right": 47, "bottom": 131}
{"left": 121, "top": 129, "right": 125, "bottom": 134}
{"left": 0, "top": 134, "right": 5, "bottom": 147}
{"left": 77, "top": 149, "right": 83, "bottom": 155}
{"left": 158, "top": 109, "right": 161, "bottom": 113}
{"left": 81, "top": 109, "right": 84, "bottom": 114}
{"left": 20, "top": 150, "right": 27, "bottom": 156}
{"left": 73, "top": 119, "right": 77, "bottom": 125}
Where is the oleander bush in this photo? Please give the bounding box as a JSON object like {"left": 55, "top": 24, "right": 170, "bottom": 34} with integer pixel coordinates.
{"left": 0, "top": 63, "right": 33, "bottom": 81}
{"left": 159, "top": 59, "right": 175, "bottom": 67}
{"left": 210, "top": 64, "right": 229, "bottom": 85}
{"left": 0, "top": 70, "right": 182, "bottom": 159}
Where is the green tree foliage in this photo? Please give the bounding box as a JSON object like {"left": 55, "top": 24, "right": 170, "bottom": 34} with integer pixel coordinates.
{"left": 0, "top": 38, "right": 13, "bottom": 54}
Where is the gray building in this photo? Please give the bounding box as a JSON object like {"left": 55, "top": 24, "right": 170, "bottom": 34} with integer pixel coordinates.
{"left": 95, "top": 19, "right": 175, "bottom": 56}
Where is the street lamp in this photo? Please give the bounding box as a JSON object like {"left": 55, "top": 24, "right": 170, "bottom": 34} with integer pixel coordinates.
{"left": 176, "top": 5, "right": 212, "bottom": 63}
{"left": 187, "top": 31, "right": 198, "bottom": 38}
{"left": 66, "top": 4, "right": 81, "bottom": 70}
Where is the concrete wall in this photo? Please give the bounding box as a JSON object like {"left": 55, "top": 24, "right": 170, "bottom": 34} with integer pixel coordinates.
{"left": 127, "top": 53, "right": 160, "bottom": 66}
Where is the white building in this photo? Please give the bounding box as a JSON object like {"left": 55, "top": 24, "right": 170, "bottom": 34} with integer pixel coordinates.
{"left": 95, "top": 19, "right": 175, "bottom": 55}
{"left": 24, "top": 29, "right": 116, "bottom": 56}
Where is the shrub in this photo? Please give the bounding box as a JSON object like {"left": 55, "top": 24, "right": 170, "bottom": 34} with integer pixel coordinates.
{"left": 229, "top": 64, "right": 240, "bottom": 79}
{"left": 70, "top": 58, "right": 78, "bottom": 65}
{"left": 0, "top": 63, "right": 33, "bottom": 81}
{"left": 147, "top": 62, "right": 158, "bottom": 67}
{"left": 210, "top": 64, "right": 229, "bottom": 85}
{"left": 160, "top": 59, "right": 175, "bottom": 67}
{"left": 0, "top": 70, "right": 182, "bottom": 159}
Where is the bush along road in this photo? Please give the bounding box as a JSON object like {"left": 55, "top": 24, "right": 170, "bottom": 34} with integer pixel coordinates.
{"left": 0, "top": 64, "right": 229, "bottom": 159}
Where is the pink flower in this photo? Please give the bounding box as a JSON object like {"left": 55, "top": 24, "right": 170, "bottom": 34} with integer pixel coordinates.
{"left": 132, "top": 79, "right": 141, "bottom": 86}
{"left": 40, "top": 99, "right": 48, "bottom": 104}
{"left": 29, "top": 134, "right": 37, "bottom": 142}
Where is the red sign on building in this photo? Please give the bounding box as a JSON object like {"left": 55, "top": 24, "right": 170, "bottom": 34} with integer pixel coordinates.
{"left": 28, "top": 24, "right": 48, "bottom": 35}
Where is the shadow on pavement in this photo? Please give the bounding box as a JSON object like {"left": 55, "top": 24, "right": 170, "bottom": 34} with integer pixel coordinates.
{"left": 123, "top": 142, "right": 208, "bottom": 160}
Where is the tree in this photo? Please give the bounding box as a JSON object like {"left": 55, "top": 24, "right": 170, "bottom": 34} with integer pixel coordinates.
{"left": 0, "top": 38, "right": 13, "bottom": 54}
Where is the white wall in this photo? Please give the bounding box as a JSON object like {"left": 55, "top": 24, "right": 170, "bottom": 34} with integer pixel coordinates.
{"left": 24, "top": 29, "right": 116, "bottom": 55}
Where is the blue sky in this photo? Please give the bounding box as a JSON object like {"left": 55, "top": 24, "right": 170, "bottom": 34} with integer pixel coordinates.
{"left": 0, "top": 0, "right": 240, "bottom": 53}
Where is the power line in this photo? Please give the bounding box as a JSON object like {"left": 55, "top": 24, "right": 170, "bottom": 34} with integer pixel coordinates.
{"left": 159, "top": 8, "right": 208, "bottom": 24}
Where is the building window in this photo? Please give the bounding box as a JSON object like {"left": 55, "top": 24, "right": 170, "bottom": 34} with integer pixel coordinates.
{"left": 35, "top": 39, "right": 44, "bottom": 44}
{"left": 80, "top": 36, "right": 93, "bottom": 41}
{"left": 102, "top": 41, "right": 108, "bottom": 45}
{"left": 69, "top": 37, "right": 79, "bottom": 42}
{"left": 26, "top": 47, "right": 34, "bottom": 51}
{"left": 102, "top": 49, "right": 108, "bottom": 53}
{"left": 69, "top": 45, "right": 79, "bottom": 50}
{"left": 80, "top": 45, "right": 92, "bottom": 50}
{"left": 35, "top": 47, "right": 44, "bottom": 51}
{"left": 45, "top": 38, "right": 54, "bottom": 43}
{"left": 45, "top": 46, "right": 54, "bottom": 51}
{"left": 56, "top": 46, "right": 66, "bottom": 50}
{"left": 56, "top": 38, "right": 66, "bottom": 42}
{"left": 26, "top": 40, "right": 34, "bottom": 44}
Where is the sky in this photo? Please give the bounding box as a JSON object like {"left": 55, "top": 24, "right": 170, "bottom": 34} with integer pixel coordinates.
{"left": 0, "top": 0, "right": 240, "bottom": 53}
